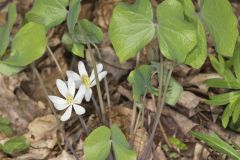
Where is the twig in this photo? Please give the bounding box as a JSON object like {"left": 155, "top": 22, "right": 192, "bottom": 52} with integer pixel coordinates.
{"left": 47, "top": 45, "right": 65, "bottom": 80}
{"left": 141, "top": 64, "right": 175, "bottom": 160}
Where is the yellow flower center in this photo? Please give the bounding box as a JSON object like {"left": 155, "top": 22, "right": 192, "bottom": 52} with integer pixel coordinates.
{"left": 81, "top": 75, "right": 90, "bottom": 87}
{"left": 66, "top": 95, "right": 74, "bottom": 105}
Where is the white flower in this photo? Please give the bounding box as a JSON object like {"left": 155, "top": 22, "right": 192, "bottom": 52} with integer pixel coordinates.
{"left": 66, "top": 61, "right": 107, "bottom": 102}
{"left": 48, "top": 78, "right": 86, "bottom": 121}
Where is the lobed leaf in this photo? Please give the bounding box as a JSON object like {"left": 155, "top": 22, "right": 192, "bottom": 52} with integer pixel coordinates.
{"left": 109, "top": 0, "right": 155, "bottom": 63}
{"left": 26, "top": 0, "right": 67, "bottom": 29}
{"left": 200, "top": 0, "right": 239, "bottom": 57}
{"left": 156, "top": 0, "right": 197, "bottom": 63}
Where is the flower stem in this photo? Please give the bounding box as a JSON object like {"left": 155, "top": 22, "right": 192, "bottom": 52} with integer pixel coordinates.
{"left": 78, "top": 115, "right": 89, "bottom": 134}
{"left": 77, "top": 22, "right": 107, "bottom": 124}
{"left": 31, "top": 63, "right": 79, "bottom": 160}
{"left": 140, "top": 63, "right": 175, "bottom": 160}
{"left": 47, "top": 45, "right": 65, "bottom": 80}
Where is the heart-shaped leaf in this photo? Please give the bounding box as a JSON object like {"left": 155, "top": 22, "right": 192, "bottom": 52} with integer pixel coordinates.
{"left": 3, "top": 22, "right": 47, "bottom": 66}
{"left": 0, "top": 62, "right": 24, "bottom": 76}
{"left": 111, "top": 125, "right": 137, "bottom": 160}
{"left": 26, "top": 0, "right": 67, "bottom": 29}
{"left": 109, "top": 0, "right": 155, "bottom": 63}
{"left": 156, "top": 0, "right": 197, "bottom": 63}
{"left": 178, "top": 0, "right": 207, "bottom": 69}
{"left": 200, "top": 0, "right": 239, "bottom": 57}
{"left": 84, "top": 126, "right": 111, "bottom": 160}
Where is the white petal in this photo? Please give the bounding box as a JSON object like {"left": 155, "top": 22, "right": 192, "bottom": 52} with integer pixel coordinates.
{"left": 53, "top": 103, "right": 69, "bottom": 110}
{"left": 85, "top": 88, "right": 92, "bottom": 102}
{"left": 68, "top": 78, "right": 75, "bottom": 96}
{"left": 66, "top": 70, "right": 81, "bottom": 88}
{"left": 56, "top": 79, "right": 68, "bottom": 97}
{"left": 73, "top": 104, "right": 86, "bottom": 115}
{"left": 78, "top": 61, "right": 88, "bottom": 76}
{"left": 90, "top": 71, "right": 107, "bottom": 87}
{"left": 48, "top": 96, "right": 66, "bottom": 105}
{"left": 74, "top": 85, "right": 86, "bottom": 104}
{"left": 90, "top": 63, "right": 103, "bottom": 82}
{"left": 60, "top": 106, "right": 72, "bottom": 121}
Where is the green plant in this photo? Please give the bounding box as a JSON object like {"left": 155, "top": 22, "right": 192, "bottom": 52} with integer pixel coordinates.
{"left": 205, "top": 39, "right": 240, "bottom": 129}
{"left": 191, "top": 131, "right": 240, "bottom": 160}
{"left": 84, "top": 125, "right": 136, "bottom": 160}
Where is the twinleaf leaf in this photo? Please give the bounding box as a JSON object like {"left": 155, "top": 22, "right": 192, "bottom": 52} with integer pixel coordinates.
{"left": 2, "top": 136, "right": 29, "bottom": 155}
{"left": 178, "top": 0, "right": 207, "bottom": 69}
{"left": 78, "top": 19, "right": 104, "bottom": 44}
{"left": 109, "top": 0, "right": 155, "bottom": 63}
{"left": 127, "top": 65, "right": 156, "bottom": 105}
{"left": 26, "top": 0, "right": 67, "bottom": 29}
{"left": 3, "top": 22, "right": 47, "bottom": 66}
{"left": 67, "top": 0, "right": 81, "bottom": 33}
{"left": 128, "top": 64, "right": 183, "bottom": 106}
{"left": 111, "top": 125, "right": 137, "bottom": 160}
{"left": 72, "top": 43, "right": 84, "bottom": 58}
{"left": 156, "top": 0, "right": 197, "bottom": 63}
{"left": 191, "top": 131, "right": 240, "bottom": 160}
{"left": 0, "top": 3, "right": 17, "bottom": 56}
{"left": 200, "top": 0, "right": 239, "bottom": 56}
{"left": 0, "top": 62, "right": 24, "bottom": 76}
{"left": 84, "top": 126, "right": 111, "bottom": 160}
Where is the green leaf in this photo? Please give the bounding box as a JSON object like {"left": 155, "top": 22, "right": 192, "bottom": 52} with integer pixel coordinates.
{"left": 200, "top": 0, "right": 239, "bottom": 57}
{"left": 170, "top": 136, "right": 188, "bottom": 151}
{"left": 111, "top": 125, "right": 137, "bottom": 160}
{"left": 72, "top": 43, "right": 84, "bottom": 58}
{"left": 156, "top": 0, "right": 197, "bottom": 63}
{"left": 205, "top": 78, "right": 240, "bottom": 89}
{"left": 191, "top": 131, "right": 240, "bottom": 160}
{"left": 128, "top": 64, "right": 183, "bottom": 106}
{"left": 0, "top": 125, "right": 13, "bottom": 136}
{"left": 233, "top": 38, "right": 240, "bottom": 80}
{"left": 0, "top": 117, "right": 13, "bottom": 135}
{"left": 26, "top": 0, "right": 67, "bottom": 29}
{"left": 2, "top": 136, "right": 29, "bottom": 155}
{"left": 184, "top": 17, "right": 207, "bottom": 69}
{"left": 232, "top": 98, "right": 240, "bottom": 123}
{"left": 0, "top": 62, "right": 24, "bottom": 76}
{"left": 209, "top": 55, "right": 236, "bottom": 81}
{"left": 109, "top": 0, "right": 155, "bottom": 63}
{"left": 3, "top": 22, "right": 47, "bottom": 66}
{"left": 206, "top": 91, "right": 240, "bottom": 106}
{"left": 152, "top": 62, "right": 183, "bottom": 106}
{"left": 67, "top": 0, "right": 81, "bottom": 33}
{"left": 0, "top": 3, "right": 17, "bottom": 57}
{"left": 84, "top": 126, "right": 111, "bottom": 160}
{"left": 0, "top": 117, "right": 11, "bottom": 125}
{"left": 221, "top": 102, "right": 236, "bottom": 128}
{"left": 78, "top": 19, "right": 104, "bottom": 44}
{"left": 127, "top": 65, "right": 156, "bottom": 105}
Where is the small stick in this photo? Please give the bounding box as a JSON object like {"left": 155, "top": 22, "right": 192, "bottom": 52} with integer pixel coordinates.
{"left": 78, "top": 115, "right": 89, "bottom": 134}
{"left": 47, "top": 45, "right": 65, "bottom": 80}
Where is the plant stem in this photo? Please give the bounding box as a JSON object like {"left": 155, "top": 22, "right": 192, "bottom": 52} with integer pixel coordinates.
{"left": 78, "top": 115, "right": 89, "bottom": 134}
{"left": 77, "top": 22, "right": 107, "bottom": 125}
{"left": 31, "top": 63, "right": 79, "bottom": 160}
{"left": 91, "top": 95, "right": 103, "bottom": 121}
{"left": 47, "top": 45, "right": 65, "bottom": 80}
{"left": 140, "top": 64, "right": 174, "bottom": 160}
{"left": 130, "top": 103, "right": 137, "bottom": 143}
{"left": 91, "top": 43, "right": 111, "bottom": 125}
